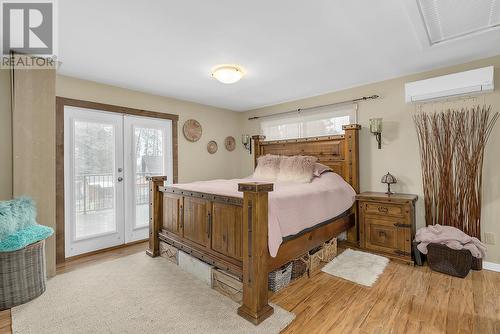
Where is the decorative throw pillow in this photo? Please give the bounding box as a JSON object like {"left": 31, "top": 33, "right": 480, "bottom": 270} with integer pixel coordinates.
{"left": 252, "top": 154, "right": 281, "bottom": 180}
{"left": 313, "top": 163, "right": 333, "bottom": 177}
{"left": 277, "top": 155, "right": 318, "bottom": 183}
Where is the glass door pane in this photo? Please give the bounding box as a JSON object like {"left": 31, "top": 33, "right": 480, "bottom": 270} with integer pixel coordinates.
{"left": 134, "top": 127, "right": 163, "bottom": 228}
{"left": 73, "top": 121, "right": 116, "bottom": 238}
{"left": 124, "top": 116, "right": 173, "bottom": 242}
{"left": 64, "top": 107, "right": 124, "bottom": 257}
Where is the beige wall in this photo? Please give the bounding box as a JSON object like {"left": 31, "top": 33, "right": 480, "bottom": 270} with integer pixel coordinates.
{"left": 6, "top": 55, "right": 500, "bottom": 271}
{"left": 239, "top": 55, "right": 500, "bottom": 263}
{"left": 0, "top": 70, "right": 12, "bottom": 200}
{"left": 13, "top": 68, "right": 57, "bottom": 277}
{"left": 5, "top": 55, "right": 497, "bottom": 276}
{"left": 56, "top": 75, "right": 245, "bottom": 183}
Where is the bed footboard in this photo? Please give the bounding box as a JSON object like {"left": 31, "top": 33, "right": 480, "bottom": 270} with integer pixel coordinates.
{"left": 237, "top": 182, "right": 274, "bottom": 325}
{"left": 146, "top": 177, "right": 274, "bottom": 325}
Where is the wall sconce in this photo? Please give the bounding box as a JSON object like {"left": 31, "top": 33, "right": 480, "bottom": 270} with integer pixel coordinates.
{"left": 369, "top": 118, "right": 382, "bottom": 149}
{"left": 241, "top": 134, "right": 252, "bottom": 154}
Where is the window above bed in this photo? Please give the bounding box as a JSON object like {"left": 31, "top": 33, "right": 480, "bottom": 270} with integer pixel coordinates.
{"left": 260, "top": 104, "right": 356, "bottom": 140}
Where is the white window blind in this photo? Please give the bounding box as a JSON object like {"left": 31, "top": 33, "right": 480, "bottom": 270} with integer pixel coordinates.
{"left": 260, "top": 104, "right": 356, "bottom": 141}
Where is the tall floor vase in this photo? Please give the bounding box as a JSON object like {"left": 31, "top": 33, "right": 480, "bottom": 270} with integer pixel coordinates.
{"left": 413, "top": 105, "right": 498, "bottom": 269}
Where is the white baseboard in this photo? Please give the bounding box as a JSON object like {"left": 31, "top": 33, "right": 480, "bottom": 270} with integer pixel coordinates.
{"left": 483, "top": 261, "right": 500, "bottom": 273}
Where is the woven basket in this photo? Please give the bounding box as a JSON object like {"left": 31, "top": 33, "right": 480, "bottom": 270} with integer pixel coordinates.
{"left": 268, "top": 262, "right": 292, "bottom": 292}
{"left": 309, "top": 246, "right": 324, "bottom": 273}
{"left": 427, "top": 243, "right": 472, "bottom": 278}
{"left": 320, "top": 238, "right": 338, "bottom": 263}
{"left": 471, "top": 257, "right": 483, "bottom": 271}
{"left": 0, "top": 240, "right": 47, "bottom": 310}
{"left": 291, "top": 254, "right": 310, "bottom": 280}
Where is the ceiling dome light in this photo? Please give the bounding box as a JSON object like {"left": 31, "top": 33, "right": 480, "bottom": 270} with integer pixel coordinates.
{"left": 211, "top": 64, "right": 245, "bottom": 84}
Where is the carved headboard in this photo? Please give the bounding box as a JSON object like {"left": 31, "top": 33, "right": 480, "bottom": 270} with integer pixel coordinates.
{"left": 253, "top": 124, "right": 361, "bottom": 193}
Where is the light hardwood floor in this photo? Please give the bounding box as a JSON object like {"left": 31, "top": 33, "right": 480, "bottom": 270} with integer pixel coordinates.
{"left": 271, "top": 259, "right": 500, "bottom": 333}
{"left": 1, "top": 243, "right": 499, "bottom": 334}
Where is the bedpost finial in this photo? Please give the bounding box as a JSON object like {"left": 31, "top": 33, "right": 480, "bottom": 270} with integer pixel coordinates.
{"left": 342, "top": 124, "right": 361, "bottom": 130}
{"left": 238, "top": 182, "right": 274, "bottom": 193}
{"left": 147, "top": 175, "right": 168, "bottom": 182}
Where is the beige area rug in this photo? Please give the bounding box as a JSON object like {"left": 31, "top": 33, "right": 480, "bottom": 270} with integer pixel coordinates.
{"left": 12, "top": 253, "right": 294, "bottom": 334}
{"left": 321, "top": 248, "right": 389, "bottom": 287}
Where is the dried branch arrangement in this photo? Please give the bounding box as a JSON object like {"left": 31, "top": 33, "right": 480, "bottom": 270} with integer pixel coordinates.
{"left": 413, "top": 105, "right": 498, "bottom": 238}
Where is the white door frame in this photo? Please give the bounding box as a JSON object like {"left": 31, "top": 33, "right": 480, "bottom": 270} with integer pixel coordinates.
{"left": 64, "top": 107, "right": 125, "bottom": 257}
{"left": 64, "top": 107, "right": 174, "bottom": 257}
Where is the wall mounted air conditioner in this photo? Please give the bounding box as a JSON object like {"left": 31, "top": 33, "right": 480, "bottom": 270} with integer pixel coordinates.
{"left": 405, "top": 66, "right": 494, "bottom": 103}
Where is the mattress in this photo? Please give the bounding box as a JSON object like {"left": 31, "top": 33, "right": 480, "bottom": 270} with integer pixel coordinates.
{"left": 171, "top": 172, "right": 356, "bottom": 257}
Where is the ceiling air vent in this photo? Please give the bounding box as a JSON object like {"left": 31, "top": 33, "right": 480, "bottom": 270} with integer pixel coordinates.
{"left": 417, "top": 0, "right": 500, "bottom": 45}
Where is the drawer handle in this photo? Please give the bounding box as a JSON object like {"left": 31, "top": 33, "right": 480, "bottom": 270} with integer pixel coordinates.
{"left": 377, "top": 206, "right": 388, "bottom": 213}
{"left": 206, "top": 212, "right": 212, "bottom": 239}
{"left": 179, "top": 204, "right": 184, "bottom": 229}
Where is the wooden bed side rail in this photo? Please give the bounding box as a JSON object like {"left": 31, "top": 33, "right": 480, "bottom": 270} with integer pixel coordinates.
{"left": 237, "top": 182, "right": 274, "bottom": 325}
{"left": 146, "top": 176, "right": 167, "bottom": 258}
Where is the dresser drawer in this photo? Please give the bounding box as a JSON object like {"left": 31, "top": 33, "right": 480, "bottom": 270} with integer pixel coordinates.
{"left": 364, "top": 216, "right": 411, "bottom": 257}
{"left": 363, "top": 202, "right": 404, "bottom": 218}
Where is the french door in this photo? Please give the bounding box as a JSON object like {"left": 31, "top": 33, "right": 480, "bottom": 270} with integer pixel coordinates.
{"left": 64, "top": 107, "right": 173, "bottom": 257}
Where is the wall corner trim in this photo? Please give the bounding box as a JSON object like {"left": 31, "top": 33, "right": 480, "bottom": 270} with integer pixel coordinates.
{"left": 483, "top": 261, "right": 500, "bottom": 273}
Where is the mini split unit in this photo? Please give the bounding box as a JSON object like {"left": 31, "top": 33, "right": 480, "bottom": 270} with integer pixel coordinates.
{"left": 405, "top": 66, "right": 494, "bottom": 103}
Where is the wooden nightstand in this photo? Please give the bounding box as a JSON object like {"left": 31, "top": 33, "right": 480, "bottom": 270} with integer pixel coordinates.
{"left": 356, "top": 192, "right": 418, "bottom": 264}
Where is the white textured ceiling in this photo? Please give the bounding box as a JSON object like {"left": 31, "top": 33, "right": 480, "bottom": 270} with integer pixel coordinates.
{"left": 57, "top": 0, "right": 500, "bottom": 111}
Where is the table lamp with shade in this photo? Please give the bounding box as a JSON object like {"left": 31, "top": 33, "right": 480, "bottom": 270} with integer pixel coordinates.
{"left": 381, "top": 172, "right": 397, "bottom": 195}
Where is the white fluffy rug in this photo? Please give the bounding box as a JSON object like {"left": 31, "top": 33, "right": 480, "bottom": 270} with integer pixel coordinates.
{"left": 321, "top": 249, "right": 389, "bottom": 287}
{"left": 12, "top": 253, "right": 294, "bottom": 334}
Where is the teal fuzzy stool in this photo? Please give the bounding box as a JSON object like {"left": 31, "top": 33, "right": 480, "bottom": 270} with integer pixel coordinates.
{"left": 0, "top": 197, "right": 54, "bottom": 310}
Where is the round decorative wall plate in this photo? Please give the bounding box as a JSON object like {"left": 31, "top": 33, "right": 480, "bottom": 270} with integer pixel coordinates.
{"left": 207, "top": 140, "right": 218, "bottom": 154}
{"left": 183, "top": 119, "right": 202, "bottom": 142}
{"left": 224, "top": 136, "right": 236, "bottom": 151}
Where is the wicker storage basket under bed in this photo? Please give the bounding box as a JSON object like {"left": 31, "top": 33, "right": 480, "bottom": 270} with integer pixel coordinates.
{"left": 291, "top": 253, "right": 310, "bottom": 280}
{"left": 427, "top": 243, "right": 472, "bottom": 278}
{"left": 320, "top": 238, "right": 338, "bottom": 263}
{"left": 0, "top": 240, "right": 47, "bottom": 310}
{"left": 268, "top": 262, "right": 292, "bottom": 292}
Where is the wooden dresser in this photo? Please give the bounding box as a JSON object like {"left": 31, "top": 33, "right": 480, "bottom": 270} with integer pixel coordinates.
{"left": 357, "top": 192, "right": 418, "bottom": 264}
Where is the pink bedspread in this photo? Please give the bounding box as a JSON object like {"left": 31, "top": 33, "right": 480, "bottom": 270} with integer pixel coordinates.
{"left": 171, "top": 172, "right": 356, "bottom": 257}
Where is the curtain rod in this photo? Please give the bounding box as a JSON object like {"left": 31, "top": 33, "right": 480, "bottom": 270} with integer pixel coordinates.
{"left": 248, "top": 94, "right": 379, "bottom": 120}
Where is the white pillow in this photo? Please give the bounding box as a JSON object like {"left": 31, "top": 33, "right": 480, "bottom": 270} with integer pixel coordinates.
{"left": 253, "top": 154, "right": 281, "bottom": 180}
{"left": 277, "top": 155, "right": 318, "bottom": 183}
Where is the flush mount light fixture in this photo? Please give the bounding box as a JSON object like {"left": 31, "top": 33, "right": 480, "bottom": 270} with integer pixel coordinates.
{"left": 211, "top": 64, "right": 245, "bottom": 84}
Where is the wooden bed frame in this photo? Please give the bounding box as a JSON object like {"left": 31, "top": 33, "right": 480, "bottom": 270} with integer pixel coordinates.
{"left": 147, "top": 124, "right": 361, "bottom": 325}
